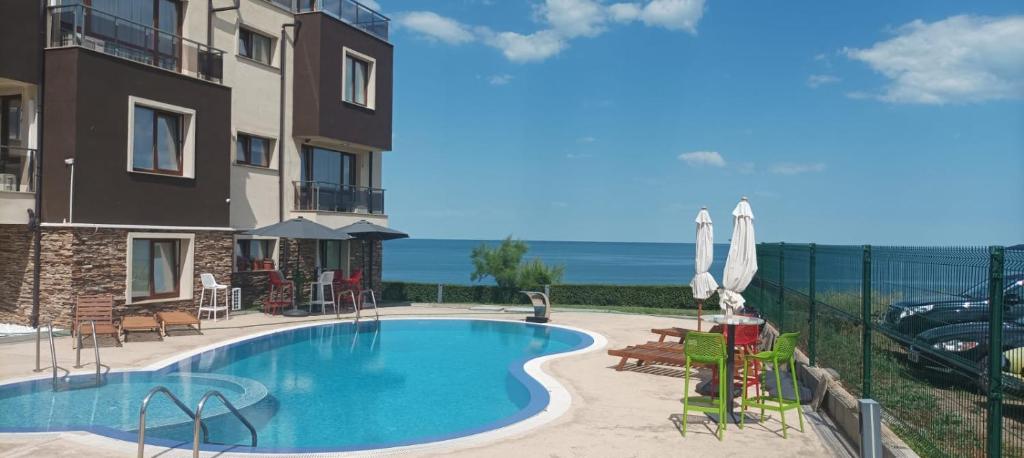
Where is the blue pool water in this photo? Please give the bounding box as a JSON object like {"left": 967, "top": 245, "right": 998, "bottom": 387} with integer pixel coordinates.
{"left": 0, "top": 319, "right": 594, "bottom": 453}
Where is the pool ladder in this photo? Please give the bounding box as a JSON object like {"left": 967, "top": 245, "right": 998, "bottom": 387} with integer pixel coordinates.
{"left": 137, "top": 386, "right": 258, "bottom": 458}
{"left": 33, "top": 320, "right": 104, "bottom": 390}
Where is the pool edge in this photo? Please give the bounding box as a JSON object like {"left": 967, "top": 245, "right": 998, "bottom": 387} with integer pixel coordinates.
{"left": 0, "top": 316, "right": 608, "bottom": 457}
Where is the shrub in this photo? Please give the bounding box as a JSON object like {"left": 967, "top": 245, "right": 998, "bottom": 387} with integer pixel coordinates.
{"left": 380, "top": 281, "right": 714, "bottom": 309}
{"left": 470, "top": 237, "right": 564, "bottom": 289}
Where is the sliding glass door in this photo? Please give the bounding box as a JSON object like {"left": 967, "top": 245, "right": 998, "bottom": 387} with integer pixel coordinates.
{"left": 300, "top": 146, "right": 358, "bottom": 212}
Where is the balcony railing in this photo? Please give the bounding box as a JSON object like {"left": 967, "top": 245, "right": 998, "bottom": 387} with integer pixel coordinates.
{"left": 294, "top": 181, "right": 385, "bottom": 215}
{"left": 297, "top": 0, "right": 390, "bottom": 41}
{"left": 0, "top": 146, "right": 37, "bottom": 193}
{"left": 46, "top": 4, "right": 224, "bottom": 83}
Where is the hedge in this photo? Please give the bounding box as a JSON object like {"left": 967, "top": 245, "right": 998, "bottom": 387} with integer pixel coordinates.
{"left": 380, "top": 281, "right": 718, "bottom": 310}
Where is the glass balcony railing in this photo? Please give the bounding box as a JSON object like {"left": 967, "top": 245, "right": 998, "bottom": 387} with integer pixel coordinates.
{"left": 0, "top": 146, "right": 37, "bottom": 193}
{"left": 294, "top": 181, "right": 385, "bottom": 215}
{"left": 46, "top": 4, "right": 225, "bottom": 83}
{"left": 296, "top": 0, "right": 390, "bottom": 41}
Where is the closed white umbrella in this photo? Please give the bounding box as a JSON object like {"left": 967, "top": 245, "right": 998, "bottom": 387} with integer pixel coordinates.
{"left": 690, "top": 207, "right": 718, "bottom": 330}
{"left": 720, "top": 197, "right": 757, "bottom": 312}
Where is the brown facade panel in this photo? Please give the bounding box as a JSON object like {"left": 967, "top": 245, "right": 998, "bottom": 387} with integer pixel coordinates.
{"left": 42, "top": 47, "right": 232, "bottom": 227}
{"left": 0, "top": 0, "right": 42, "bottom": 84}
{"left": 293, "top": 13, "right": 393, "bottom": 151}
{"left": 0, "top": 226, "right": 233, "bottom": 327}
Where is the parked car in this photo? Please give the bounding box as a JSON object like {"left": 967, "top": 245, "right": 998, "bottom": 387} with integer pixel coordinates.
{"left": 881, "top": 275, "right": 1024, "bottom": 337}
{"left": 908, "top": 320, "right": 1024, "bottom": 394}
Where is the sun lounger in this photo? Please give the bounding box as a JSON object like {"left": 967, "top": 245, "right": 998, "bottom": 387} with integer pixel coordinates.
{"left": 608, "top": 341, "right": 688, "bottom": 370}
{"left": 651, "top": 327, "right": 688, "bottom": 342}
{"left": 156, "top": 311, "right": 202, "bottom": 336}
{"left": 73, "top": 295, "right": 121, "bottom": 348}
{"left": 120, "top": 315, "right": 162, "bottom": 342}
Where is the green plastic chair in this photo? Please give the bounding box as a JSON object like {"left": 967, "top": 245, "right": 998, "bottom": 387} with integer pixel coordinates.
{"left": 739, "top": 332, "right": 805, "bottom": 438}
{"left": 681, "top": 331, "right": 728, "bottom": 441}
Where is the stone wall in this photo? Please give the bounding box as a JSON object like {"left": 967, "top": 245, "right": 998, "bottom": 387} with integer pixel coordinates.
{"left": 350, "top": 240, "right": 383, "bottom": 294}
{"left": 0, "top": 226, "right": 233, "bottom": 327}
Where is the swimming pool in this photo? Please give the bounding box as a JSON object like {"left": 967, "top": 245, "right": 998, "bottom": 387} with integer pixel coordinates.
{"left": 0, "top": 319, "right": 598, "bottom": 453}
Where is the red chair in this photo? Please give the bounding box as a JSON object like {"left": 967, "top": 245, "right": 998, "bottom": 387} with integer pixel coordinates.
{"left": 334, "top": 270, "right": 363, "bottom": 309}
{"left": 266, "top": 270, "right": 293, "bottom": 315}
{"left": 714, "top": 321, "right": 764, "bottom": 399}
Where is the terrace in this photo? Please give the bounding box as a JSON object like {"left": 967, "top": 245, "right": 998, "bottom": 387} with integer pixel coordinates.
{"left": 45, "top": 4, "right": 225, "bottom": 84}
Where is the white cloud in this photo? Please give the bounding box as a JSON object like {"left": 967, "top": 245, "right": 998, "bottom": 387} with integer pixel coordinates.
{"left": 538, "top": 0, "right": 607, "bottom": 38}
{"left": 484, "top": 30, "right": 567, "bottom": 63}
{"left": 807, "top": 74, "right": 840, "bottom": 88}
{"left": 769, "top": 163, "right": 826, "bottom": 175}
{"left": 844, "top": 15, "right": 1024, "bottom": 104}
{"left": 577, "top": 136, "right": 597, "bottom": 143}
{"left": 395, "top": 0, "right": 705, "bottom": 63}
{"left": 610, "top": 0, "right": 705, "bottom": 33}
{"left": 566, "top": 152, "right": 593, "bottom": 159}
{"left": 488, "top": 74, "right": 514, "bottom": 85}
{"left": 678, "top": 151, "right": 726, "bottom": 167}
{"left": 396, "top": 11, "right": 475, "bottom": 45}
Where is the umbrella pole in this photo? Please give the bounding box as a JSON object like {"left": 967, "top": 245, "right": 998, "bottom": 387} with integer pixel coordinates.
{"left": 697, "top": 299, "right": 703, "bottom": 331}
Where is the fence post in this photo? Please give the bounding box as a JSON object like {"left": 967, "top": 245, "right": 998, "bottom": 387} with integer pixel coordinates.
{"left": 808, "top": 243, "right": 817, "bottom": 367}
{"left": 778, "top": 242, "right": 785, "bottom": 332}
{"left": 987, "top": 246, "right": 1006, "bottom": 457}
{"left": 862, "top": 245, "right": 872, "bottom": 398}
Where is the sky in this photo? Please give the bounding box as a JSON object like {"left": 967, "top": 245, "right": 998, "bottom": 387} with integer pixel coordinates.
{"left": 371, "top": 0, "right": 1024, "bottom": 245}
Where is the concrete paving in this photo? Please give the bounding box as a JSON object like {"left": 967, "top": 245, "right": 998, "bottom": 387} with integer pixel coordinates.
{"left": 0, "top": 305, "right": 839, "bottom": 457}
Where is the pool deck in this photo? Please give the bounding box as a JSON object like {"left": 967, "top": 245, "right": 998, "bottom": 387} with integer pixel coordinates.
{"left": 0, "top": 305, "right": 842, "bottom": 457}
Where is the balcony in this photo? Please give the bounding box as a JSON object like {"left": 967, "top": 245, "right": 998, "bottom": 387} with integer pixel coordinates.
{"left": 0, "top": 146, "right": 36, "bottom": 194}
{"left": 46, "top": 4, "right": 224, "bottom": 83}
{"left": 294, "top": 181, "right": 384, "bottom": 215}
{"left": 297, "top": 0, "right": 390, "bottom": 41}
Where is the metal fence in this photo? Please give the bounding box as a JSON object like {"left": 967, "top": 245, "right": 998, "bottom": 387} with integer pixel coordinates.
{"left": 746, "top": 243, "right": 1024, "bottom": 457}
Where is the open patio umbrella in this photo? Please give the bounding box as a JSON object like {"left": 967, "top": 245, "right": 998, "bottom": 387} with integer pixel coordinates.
{"left": 690, "top": 207, "right": 719, "bottom": 330}
{"left": 246, "top": 217, "right": 352, "bottom": 316}
{"left": 719, "top": 197, "right": 757, "bottom": 312}
{"left": 335, "top": 220, "right": 409, "bottom": 292}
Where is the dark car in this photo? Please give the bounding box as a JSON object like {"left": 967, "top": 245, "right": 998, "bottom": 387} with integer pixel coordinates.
{"left": 908, "top": 319, "right": 1024, "bottom": 393}
{"left": 881, "top": 275, "right": 1024, "bottom": 337}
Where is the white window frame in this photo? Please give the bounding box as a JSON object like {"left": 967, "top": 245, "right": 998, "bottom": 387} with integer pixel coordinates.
{"left": 233, "top": 235, "right": 280, "bottom": 272}
{"left": 125, "top": 232, "right": 196, "bottom": 305}
{"left": 126, "top": 96, "right": 197, "bottom": 179}
{"left": 341, "top": 47, "right": 376, "bottom": 110}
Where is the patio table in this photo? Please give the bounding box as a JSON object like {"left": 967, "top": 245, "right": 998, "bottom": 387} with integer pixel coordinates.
{"left": 699, "top": 313, "right": 765, "bottom": 423}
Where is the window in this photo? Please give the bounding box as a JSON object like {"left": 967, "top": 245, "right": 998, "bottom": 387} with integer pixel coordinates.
{"left": 132, "top": 105, "right": 182, "bottom": 175}
{"left": 127, "top": 96, "right": 196, "bottom": 178}
{"left": 236, "top": 133, "right": 271, "bottom": 167}
{"left": 319, "top": 240, "right": 349, "bottom": 272}
{"left": 131, "top": 238, "right": 180, "bottom": 300}
{"left": 342, "top": 48, "right": 376, "bottom": 109}
{"left": 239, "top": 28, "right": 273, "bottom": 65}
{"left": 235, "top": 238, "right": 275, "bottom": 271}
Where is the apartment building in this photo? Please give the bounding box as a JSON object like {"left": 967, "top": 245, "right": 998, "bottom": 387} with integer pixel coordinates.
{"left": 0, "top": 0, "right": 393, "bottom": 326}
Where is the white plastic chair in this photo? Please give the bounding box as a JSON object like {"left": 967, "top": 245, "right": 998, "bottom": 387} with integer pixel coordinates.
{"left": 308, "top": 271, "right": 337, "bottom": 315}
{"left": 198, "top": 273, "right": 230, "bottom": 321}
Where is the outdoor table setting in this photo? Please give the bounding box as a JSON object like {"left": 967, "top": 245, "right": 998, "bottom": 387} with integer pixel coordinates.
{"left": 695, "top": 313, "right": 766, "bottom": 423}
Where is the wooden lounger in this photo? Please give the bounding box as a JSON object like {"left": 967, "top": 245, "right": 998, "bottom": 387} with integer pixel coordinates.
{"left": 651, "top": 327, "right": 688, "bottom": 343}
{"left": 74, "top": 295, "right": 121, "bottom": 348}
{"left": 120, "top": 315, "right": 162, "bottom": 342}
{"left": 157, "top": 311, "right": 202, "bottom": 336}
{"left": 608, "top": 341, "right": 687, "bottom": 371}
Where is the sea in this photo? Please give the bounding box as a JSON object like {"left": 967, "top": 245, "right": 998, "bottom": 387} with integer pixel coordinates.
{"left": 382, "top": 239, "right": 728, "bottom": 286}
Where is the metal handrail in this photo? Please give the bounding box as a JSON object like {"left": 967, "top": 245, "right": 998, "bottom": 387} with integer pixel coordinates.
{"left": 137, "top": 386, "right": 208, "bottom": 458}
{"left": 192, "top": 390, "right": 258, "bottom": 457}
{"left": 72, "top": 320, "right": 103, "bottom": 386}
{"left": 298, "top": 0, "right": 390, "bottom": 41}
{"left": 293, "top": 180, "right": 385, "bottom": 214}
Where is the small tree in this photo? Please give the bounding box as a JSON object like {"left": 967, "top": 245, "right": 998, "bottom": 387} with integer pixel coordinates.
{"left": 470, "top": 236, "right": 563, "bottom": 289}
